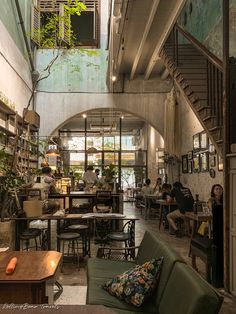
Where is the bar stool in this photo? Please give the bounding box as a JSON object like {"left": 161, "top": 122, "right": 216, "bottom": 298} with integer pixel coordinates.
{"left": 20, "top": 228, "right": 41, "bottom": 251}
{"left": 57, "top": 233, "right": 80, "bottom": 270}
{"left": 67, "top": 224, "right": 89, "bottom": 257}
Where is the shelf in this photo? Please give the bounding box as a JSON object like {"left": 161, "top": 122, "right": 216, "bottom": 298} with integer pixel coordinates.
{"left": 0, "top": 100, "right": 16, "bottom": 115}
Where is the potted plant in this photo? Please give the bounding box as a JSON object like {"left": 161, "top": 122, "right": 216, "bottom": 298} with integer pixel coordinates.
{"left": 102, "top": 164, "right": 118, "bottom": 190}
{"left": 0, "top": 146, "right": 24, "bottom": 249}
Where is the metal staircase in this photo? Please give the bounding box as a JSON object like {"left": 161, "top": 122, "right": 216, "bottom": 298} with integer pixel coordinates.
{"left": 160, "top": 24, "right": 223, "bottom": 155}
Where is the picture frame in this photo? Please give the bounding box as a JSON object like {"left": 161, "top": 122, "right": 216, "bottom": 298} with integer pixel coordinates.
{"left": 182, "top": 155, "right": 188, "bottom": 173}
{"left": 188, "top": 160, "right": 193, "bottom": 173}
{"left": 200, "top": 152, "right": 209, "bottom": 172}
{"left": 209, "top": 143, "right": 216, "bottom": 154}
{"left": 209, "top": 155, "right": 216, "bottom": 167}
{"left": 187, "top": 151, "right": 193, "bottom": 160}
{"left": 193, "top": 154, "right": 200, "bottom": 172}
{"left": 218, "top": 155, "right": 223, "bottom": 171}
{"left": 200, "top": 132, "right": 209, "bottom": 150}
{"left": 193, "top": 133, "right": 200, "bottom": 151}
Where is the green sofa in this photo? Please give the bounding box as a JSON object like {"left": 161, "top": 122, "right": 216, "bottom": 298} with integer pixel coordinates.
{"left": 86, "top": 231, "right": 223, "bottom": 314}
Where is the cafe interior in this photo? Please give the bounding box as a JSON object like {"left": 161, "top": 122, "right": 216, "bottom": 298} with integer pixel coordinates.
{"left": 0, "top": 0, "right": 236, "bottom": 313}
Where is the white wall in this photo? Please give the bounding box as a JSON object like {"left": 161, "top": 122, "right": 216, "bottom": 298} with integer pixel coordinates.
{"left": 0, "top": 20, "right": 32, "bottom": 115}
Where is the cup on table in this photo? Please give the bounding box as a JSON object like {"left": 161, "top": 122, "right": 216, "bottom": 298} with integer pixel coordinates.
{"left": 166, "top": 195, "right": 172, "bottom": 202}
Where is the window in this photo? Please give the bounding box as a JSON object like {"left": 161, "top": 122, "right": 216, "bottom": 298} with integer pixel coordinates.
{"left": 32, "top": 0, "right": 100, "bottom": 47}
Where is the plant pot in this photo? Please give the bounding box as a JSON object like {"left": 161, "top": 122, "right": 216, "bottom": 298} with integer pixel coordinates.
{"left": 0, "top": 220, "right": 15, "bottom": 250}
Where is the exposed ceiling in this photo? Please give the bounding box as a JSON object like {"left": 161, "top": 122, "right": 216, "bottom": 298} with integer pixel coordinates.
{"left": 108, "top": 0, "right": 186, "bottom": 90}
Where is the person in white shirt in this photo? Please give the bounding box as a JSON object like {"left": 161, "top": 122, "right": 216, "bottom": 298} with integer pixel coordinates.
{"left": 82, "top": 165, "right": 97, "bottom": 190}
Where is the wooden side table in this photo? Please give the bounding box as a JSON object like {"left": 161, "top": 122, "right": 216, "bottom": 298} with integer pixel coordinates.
{"left": 0, "top": 251, "right": 62, "bottom": 304}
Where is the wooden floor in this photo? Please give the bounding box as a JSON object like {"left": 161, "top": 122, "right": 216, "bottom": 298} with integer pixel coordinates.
{"left": 57, "top": 201, "right": 236, "bottom": 313}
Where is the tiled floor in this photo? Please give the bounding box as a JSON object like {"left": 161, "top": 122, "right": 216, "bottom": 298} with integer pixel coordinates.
{"left": 57, "top": 202, "right": 236, "bottom": 313}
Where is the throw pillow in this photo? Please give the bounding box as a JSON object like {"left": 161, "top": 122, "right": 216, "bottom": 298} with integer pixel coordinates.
{"left": 103, "top": 257, "right": 163, "bottom": 307}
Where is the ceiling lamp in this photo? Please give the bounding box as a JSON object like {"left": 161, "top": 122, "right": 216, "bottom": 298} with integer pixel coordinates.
{"left": 87, "top": 147, "right": 98, "bottom": 154}
{"left": 46, "top": 145, "right": 60, "bottom": 157}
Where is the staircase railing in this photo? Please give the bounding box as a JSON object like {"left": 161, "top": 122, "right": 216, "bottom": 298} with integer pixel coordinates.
{"left": 164, "top": 23, "right": 223, "bottom": 129}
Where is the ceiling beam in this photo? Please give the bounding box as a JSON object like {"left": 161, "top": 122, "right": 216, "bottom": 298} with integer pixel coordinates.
{"left": 130, "top": 0, "right": 161, "bottom": 80}
{"left": 144, "top": 0, "right": 186, "bottom": 80}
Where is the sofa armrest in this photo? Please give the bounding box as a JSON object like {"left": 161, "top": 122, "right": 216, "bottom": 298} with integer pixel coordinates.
{"left": 96, "top": 246, "right": 140, "bottom": 261}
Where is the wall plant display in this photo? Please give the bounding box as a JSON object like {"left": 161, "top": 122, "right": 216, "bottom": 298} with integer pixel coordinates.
{"left": 193, "top": 154, "right": 200, "bottom": 172}
{"left": 193, "top": 133, "right": 200, "bottom": 151}
{"left": 200, "top": 152, "right": 209, "bottom": 172}
{"left": 218, "top": 155, "right": 223, "bottom": 171}
{"left": 182, "top": 155, "right": 188, "bottom": 173}
{"left": 200, "top": 132, "right": 208, "bottom": 150}
{"left": 209, "top": 168, "right": 216, "bottom": 178}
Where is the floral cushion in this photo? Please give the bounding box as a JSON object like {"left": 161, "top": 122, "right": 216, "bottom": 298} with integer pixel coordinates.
{"left": 102, "top": 257, "right": 163, "bottom": 307}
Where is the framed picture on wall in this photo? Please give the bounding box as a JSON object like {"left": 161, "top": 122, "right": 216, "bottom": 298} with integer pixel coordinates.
{"left": 209, "top": 155, "right": 216, "bottom": 167}
{"left": 188, "top": 160, "right": 193, "bottom": 173}
{"left": 193, "top": 154, "right": 200, "bottom": 172}
{"left": 218, "top": 155, "right": 223, "bottom": 171}
{"left": 200, "top": 152, "right": 209, "bottom": 172}
{"left": 200, "top": 132, "right": 209, "bottom": 150}
{"left": 182, "top": 155, "right": 188, "bottom": 173}
{"left": 209, "top": 143, "right": 216, "bottom": 154}
{"left": 193, "top": 133, "right": 200, "bottom": 151}
{"left": 187, "top": 151, "right": 193, "bottom": 160}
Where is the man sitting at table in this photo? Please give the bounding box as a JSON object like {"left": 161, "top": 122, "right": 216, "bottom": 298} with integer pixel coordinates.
{"left": 29, "top": 167, "right": 60, "bottom": 214}
{"left": 167, "top": 181, "right": 194, "bottom": 237}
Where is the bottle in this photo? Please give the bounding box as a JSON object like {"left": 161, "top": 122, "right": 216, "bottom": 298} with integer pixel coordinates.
{"left": 66, "top": 183, "right": 71, "bottom": 194}
{"left": 194, "top": 194, "right": 201, "bottom": 214}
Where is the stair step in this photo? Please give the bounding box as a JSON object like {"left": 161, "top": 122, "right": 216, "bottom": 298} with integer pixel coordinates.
{"left": 178, "top": 68, "right": 207, "bottom": 74}
{"left": 202, "top": 115, "right": 216, "bottom": 122}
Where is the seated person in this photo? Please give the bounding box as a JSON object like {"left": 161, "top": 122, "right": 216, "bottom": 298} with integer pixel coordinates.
{"left": 167, "top": 181, "right": 194, "bottom": 237}
{"left": 207, "top": 184, "right": 223, "bottom": 211}
{"left": 141, "top": 179, "right": 154, "bottom": 196}
{"left": 82, "top": 165, "right": 97, "bottom": 190}
{"left": 160, "top": 183, "right": 175, "bottom": 229}
{"left": 153, "top": 177, "right": 162, "bottom": 196}
{"left": 28, "top": 167, "right": 60, "bottom": 214}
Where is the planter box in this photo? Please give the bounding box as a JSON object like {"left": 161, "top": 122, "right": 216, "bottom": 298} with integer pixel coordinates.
{"left": 23, "top": 109, "right": 40, "bottom": 128}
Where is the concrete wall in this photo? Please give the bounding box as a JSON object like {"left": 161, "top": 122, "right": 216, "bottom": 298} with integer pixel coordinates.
{"left": 35, "top": 91, "right": 168, "bottom": 137}
{"left": 177, "top": 89, "right": 223, "bottom": 201}
{"left": 0, "top": 2, "right": 33, "bottom": 115}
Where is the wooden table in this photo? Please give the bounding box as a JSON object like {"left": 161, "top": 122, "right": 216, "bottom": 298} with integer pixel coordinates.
{"left": 0, "top": 305, "right": 116, "bottom": 314}
{"left": 0, "top": 251, "right": 61, "bottom": 304}
{"left": 49, "top": 191, "right": 122, "bottom": 212}
{"left": 184, "top": 211, "right": 212, "bottom": 256}
{"left": 156, "top": 199, "right": 177, "bottom": 229}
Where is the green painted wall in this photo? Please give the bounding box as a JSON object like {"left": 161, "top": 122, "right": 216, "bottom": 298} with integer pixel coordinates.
{"left": 0, "top": 0, "right": 32, "bottom": 55}
{"left": 179, "top": 0, "right": 236, "bottom": 58}
{"left": 36, "top": 49, "right": 108, "bottom": 92}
